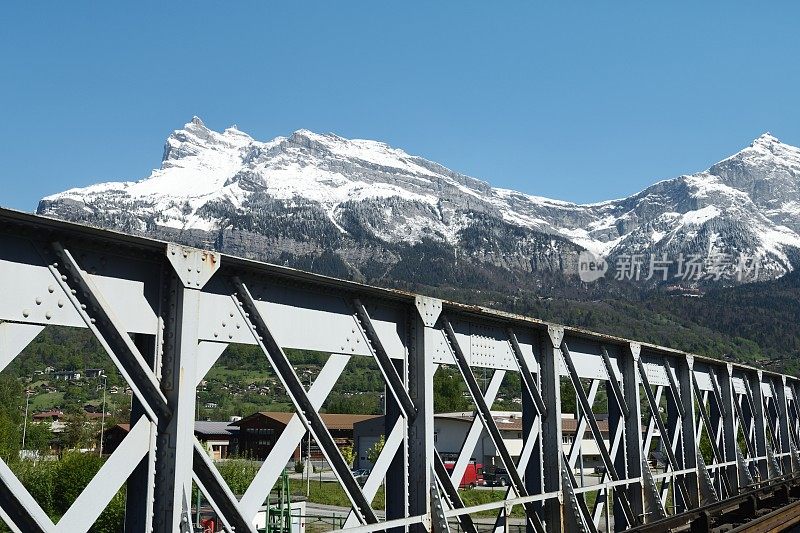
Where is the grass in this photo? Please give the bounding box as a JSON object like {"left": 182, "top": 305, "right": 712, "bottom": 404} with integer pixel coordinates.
{"left": 458, "top": 488, "right": 526, "bottom": 518}
{"left": 29, "top": 391, "right": 64, "bottom": 410}
{"left": 283, "top": 479, "right": 386, "bottom": 509}
{"left": 212, "top": 460, "right": 387, "bottom": 509}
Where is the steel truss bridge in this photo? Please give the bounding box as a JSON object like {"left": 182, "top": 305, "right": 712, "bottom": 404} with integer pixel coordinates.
{"left": 1, "top": 207, "right": 800, "bottom": 533}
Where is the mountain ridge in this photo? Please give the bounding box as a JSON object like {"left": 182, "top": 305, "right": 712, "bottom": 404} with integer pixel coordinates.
{"left": 38, "top": 118, "right": 800, "bottom": 288}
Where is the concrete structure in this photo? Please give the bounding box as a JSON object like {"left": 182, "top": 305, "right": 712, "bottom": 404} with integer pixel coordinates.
{"left": 1, "top": 208, "right": 799, "bottom": 532}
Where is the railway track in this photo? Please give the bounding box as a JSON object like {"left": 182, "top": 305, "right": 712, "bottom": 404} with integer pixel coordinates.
{"left": 727, "top": 499, "right": 800, "bottom": 533}
{"left": 625, "top": 473, "right": 800, "bottom": 533}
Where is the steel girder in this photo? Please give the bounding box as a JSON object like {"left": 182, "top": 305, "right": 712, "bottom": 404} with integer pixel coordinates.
{"left": 1, "top": 207, "right": 799, "bottom": 532}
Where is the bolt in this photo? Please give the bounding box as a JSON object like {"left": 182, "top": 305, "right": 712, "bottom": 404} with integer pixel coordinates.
{"left": 57, "top": 300, "right": 64, "bottom": 308}
{"left": 35, "top": 297, "right": 42, "bottom": 305}
{"left": 22, "top": 309, "right": 30, "bottom": 318}
{"left": 48, "top": 286, "right": 55, "bottom": 293}
{"left": 45, "top": 312, "right": 52, "bottom": 320}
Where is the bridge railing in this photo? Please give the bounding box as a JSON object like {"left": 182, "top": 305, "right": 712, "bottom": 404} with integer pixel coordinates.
{"left": 0, "top": 207, "right": 798, "bottom": 533}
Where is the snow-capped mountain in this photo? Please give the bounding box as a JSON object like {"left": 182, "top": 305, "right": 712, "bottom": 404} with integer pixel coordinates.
{"left": 37, "top": 118, "right": 800, "bottom": 287}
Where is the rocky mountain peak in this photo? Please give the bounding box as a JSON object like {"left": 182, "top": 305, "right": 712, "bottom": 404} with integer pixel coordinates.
{"left": 38, "top": 120, "right": 800, "bottom": 287}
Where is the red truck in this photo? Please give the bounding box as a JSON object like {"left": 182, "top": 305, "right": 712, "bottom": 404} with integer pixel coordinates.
{"left": 443, "top": 461, "right": 485, "bottom": 488}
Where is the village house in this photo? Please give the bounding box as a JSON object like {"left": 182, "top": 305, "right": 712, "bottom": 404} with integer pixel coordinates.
{"left": 231, "top": 412, "right": 378, "bottom": 461}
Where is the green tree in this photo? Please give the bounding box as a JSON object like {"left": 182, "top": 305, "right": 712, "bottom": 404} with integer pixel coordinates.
{"left": 24, "top": 424, "right": 52, "bottom": 453}
{"left": 367, "top": 435, "right": 385, "bottom": 465}
{"left": 215, "top": 458, "right": 260, "bottom": 495}
{"left": 61, "top": 411, "right": 91, "bottom": 450}
{"left": 0, "top": 375, "right": 23, "bottom": 461}
{"left": 434, "top": 368, "right": 468, "bottom": 413}
{"left": 52, "top": 452, "right": 104, "bottom": 514}
{"left": 340, "top": 445, "right": 355, "bottom": 467}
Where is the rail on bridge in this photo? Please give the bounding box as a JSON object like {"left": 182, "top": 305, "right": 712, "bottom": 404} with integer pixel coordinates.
{"left": 1, "top": 207, "right": 799, "bottom": 533}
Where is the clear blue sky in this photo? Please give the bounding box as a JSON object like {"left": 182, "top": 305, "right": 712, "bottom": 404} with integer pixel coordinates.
{"left": 1, "top": 3, "right": 799, "bottom": 211}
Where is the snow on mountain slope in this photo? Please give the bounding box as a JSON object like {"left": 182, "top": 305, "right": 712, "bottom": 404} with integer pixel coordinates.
{"left": 38, "top": 119, "right": 800, "bottom": 284}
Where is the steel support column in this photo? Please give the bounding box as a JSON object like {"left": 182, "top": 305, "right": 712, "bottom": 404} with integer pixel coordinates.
{"left": 540, "top": 327, "right": 564, "bottom": 531}
{"left": 153, "top": 246, "right": 220, "bottom": 532}
{"left": 386, "top": 357, "right": 408, "bottom": 533}
{"left": 718, "top": 364, "right": 740, "bottom": 494}
{"left": 620, "top": 343, "right": 645, "bottom": 528}
{"left": 747, "top": 372, "right": 769, "bottom": 481}
{"left": 524, "top": 334, "right": 544, "bottom": 531}
{"left": 677, "top": 355, "right": 700, "bottom": 510}
{"left": 125, "top": 334, "right": 160, "bottom": 533}
{"left": 775, "top": 376, "right": 794, "bottom": 473}
{"left": 409, "top": 296, "right": 440, "bottom": 533}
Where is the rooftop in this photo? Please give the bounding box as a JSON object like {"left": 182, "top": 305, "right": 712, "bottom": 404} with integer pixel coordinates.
{"left": 235, "top": 411, "right": 379, "bottom": 430}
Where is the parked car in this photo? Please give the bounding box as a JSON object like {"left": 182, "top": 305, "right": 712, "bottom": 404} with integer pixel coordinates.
{"left": 484, "top": 467, "right": 510, "bottom": 487}
{"left": 352, "top": 468, "right": 371, "bottom": 485}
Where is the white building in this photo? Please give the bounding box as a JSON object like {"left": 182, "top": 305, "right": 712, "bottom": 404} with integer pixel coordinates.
{"left": 353, "top": 411, "right": 612, "bottom": 471}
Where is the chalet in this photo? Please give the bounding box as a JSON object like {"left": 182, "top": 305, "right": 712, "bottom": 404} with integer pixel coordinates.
{"left": 32, "top": 410, "right": 64, "bottom": 423}
{"left": 102, "top": 421, "right": 240, "bottom": 458}
{"left": 195, "top": 421, "right": 238, "bottom": 460}
{"left": 53, "top": 370, "right": 81, "bottom": 381}
{"left": 231, "top": 412, "right": 379, "bottom": 461}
